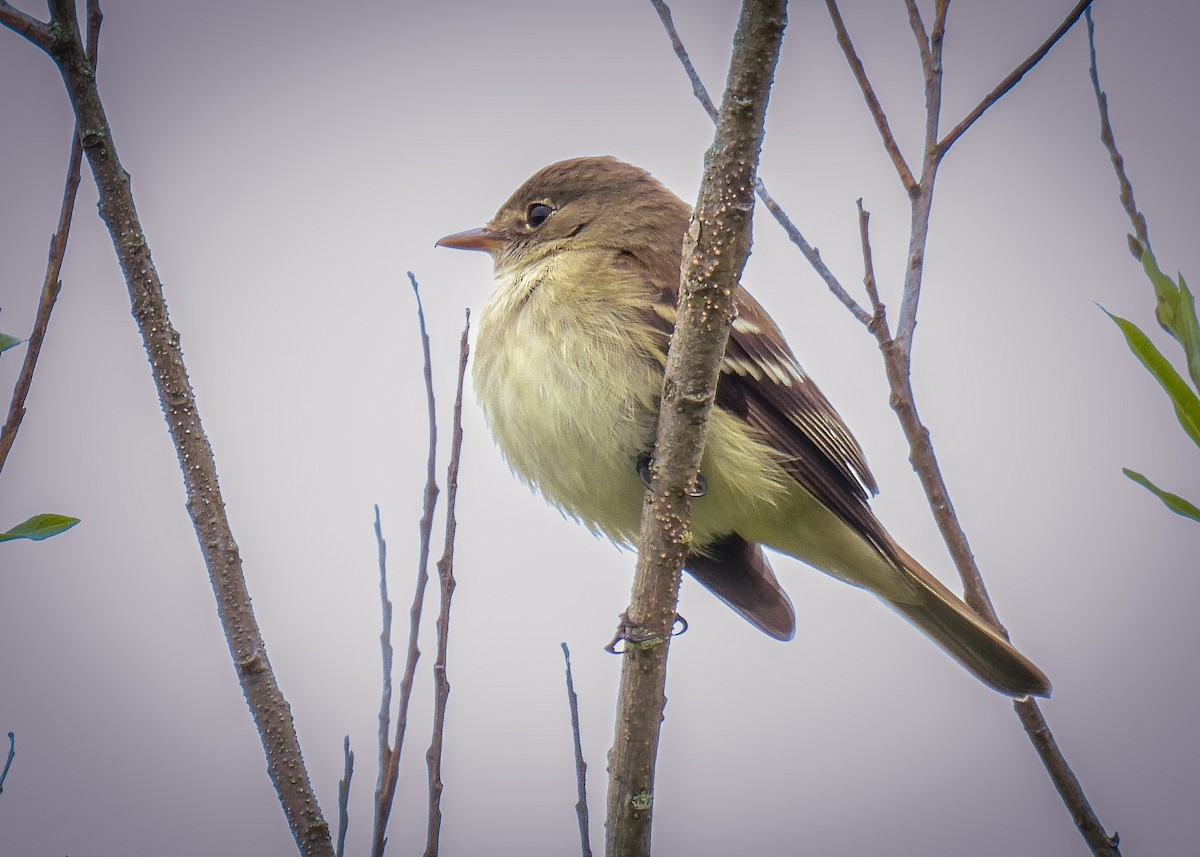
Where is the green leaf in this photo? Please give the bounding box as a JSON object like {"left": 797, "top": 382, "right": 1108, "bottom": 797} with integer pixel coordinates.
{"left": 1124, "top": 468, "right": 1200, "bottom": 522}
{"left": 0, "top": 332, "right": 21, "bottom": 354}
{"left": 1104, "top": 308, "right": 1200, "bottom": 448}
{"left": 1140, "top": 249, "right": 1200, "bottom": 390}
{"left": 0, "top": 514, "right": 81, "bottom": 542}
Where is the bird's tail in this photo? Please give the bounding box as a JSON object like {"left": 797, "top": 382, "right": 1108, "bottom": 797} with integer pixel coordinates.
{"left": 880, "top": 538, "right": 1051, "bottom": 699}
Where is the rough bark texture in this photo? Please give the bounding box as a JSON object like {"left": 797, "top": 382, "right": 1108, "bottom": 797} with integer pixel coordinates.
{"left": 603, "top": 2, "right": 787, "bottom": 856}
{"left": 38, "top": 3, "right": 333, "bottom": 854}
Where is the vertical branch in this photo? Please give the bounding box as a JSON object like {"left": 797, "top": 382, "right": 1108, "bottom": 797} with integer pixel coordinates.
{"left": 0, "top": 732, "right": 13, "bottom": 796}
{"left": 2, "top": 3, "right": 334, "bottom": 853}
{"left": 371, "top": 275, "right": 441, "bottom": 857}
{"left": 335, "top": 736, "right": 353, "bottom": 857}
{"left": 1084, "top": 9, "right": 1149, "bottom": 255}
{"left": 561, "top": 643, "right": 593, "bottom": 857}
{"left": 423, "top": 311, "right": 470, "bottom": 857}
{"left": 605, "top": 3, "right": 786, "bottom": 856}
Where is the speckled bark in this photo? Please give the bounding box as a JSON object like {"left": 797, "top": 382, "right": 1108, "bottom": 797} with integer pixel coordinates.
{"left": 604, "top": 2, "right": 787, "bottom": 856}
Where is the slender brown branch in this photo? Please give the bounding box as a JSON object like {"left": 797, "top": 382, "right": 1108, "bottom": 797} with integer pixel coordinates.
{"left": 561, "top": 643, "right": 593, "bottom": 857}
{"left": 336, "top": 736, "right": 354, "bottom": 857}
{"left": 607, "top": 4, "right": 785, "bottom": 855}
{"left": 371, "top": 275, "right": 442, "bottom": 857}
{"left": 649, "top": 0, "right": 870, "bottom": 326}
{"left": 1084, "top": 9, "right": 1149, "bottom": 257}
{"left": 370, "top": 504, "right": 398, "bottom": 857}
{"left": 855, "top": 199, "right": 888, "bottom": 338}
{"left": 7, "top": 3, "right": 334, "bottom": 853}
{"left": 825, "top": 0, "right": 917, "bottom": 193}
{"left": 423, "top": 311, "right": 469, "bottom": 857}
{"left": 938, "top": 0, "right": 1095, "bottom": 155}
{"left": 902, "top": 0, "right": 932, "bottom": 72}
{"left": 0, "top": 1, "right": 52, "bottom": 51}
{"left": 0, "top": 1, "right": 100, "bottom": 477}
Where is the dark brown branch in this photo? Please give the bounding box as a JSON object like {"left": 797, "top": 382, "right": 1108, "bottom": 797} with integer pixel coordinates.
{"left": 336, "top": 736, "right": 354, "bottom": 857}
{"left": 423, "top": 311, "right": 469, "bottom": 857}
{"left": 0, "top": 1, "right": 100, "bottom": 477}
{"left": 1084, "top": 9, "right": 1149, "bottom": 257}
{"left": 371, "top": 274, "right": 441, "bottom": 857}
{"left": 938, "top": 0, "right": 1095, "bottom": 155}
{"left": 606, "top": 3, "right": 785, "bottom": 855}
{"left": 8, "top": 2, "right": 333, "bottom": 853}
{"left": 0, "top": 1, "right": 52, "bottom": 51}
{"left": 825, "top": 0, "right": 917, "bottom": 193}
{"left": 650, "top": 0, "right": 870, "bottom": 327}
{"left": 561, "top": 643, "right": 593, "bottom": 857}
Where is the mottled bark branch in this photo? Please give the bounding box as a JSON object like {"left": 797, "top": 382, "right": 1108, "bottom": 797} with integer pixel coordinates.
{"left": 2, "top": 3, "right": 333, "bottom": 853}
{"left": 605, "top": 3, "right": 786, "bottom": 856}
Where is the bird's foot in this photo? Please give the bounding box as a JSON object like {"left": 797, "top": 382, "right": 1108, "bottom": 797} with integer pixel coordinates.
{"left": 636, "top": 453, "right": 707, "bottom": 497}
{"left": 604, "top": 611, "right": 688, "bottom": 654}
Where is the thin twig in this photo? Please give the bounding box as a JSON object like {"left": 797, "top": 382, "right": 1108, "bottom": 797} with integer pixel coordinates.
{"left": 0, "top": 4, "right": 334, "bottom": 853}
{"left": 561, "top": 643, "right": 593, "bottom": 857}
{"left": 0, "top": 1, "right": 98, "bottom": 476}
{"left": 0, "top": 732, "right": 13, "bottom": 796}
{"left": 370, "top": 505, "right": 397, "bottom": 857}
{"left": 855, "top": 199, "right": 888, "bottom": 338}
{"left": 424, "top": 310, "right": 470, "bottom": 857}
{"left": 371, "top": 274, "right": 442, "bottom": 857}
{"left": 336, "top": 736, "right": 354, "bottom": 857}
{"left": 825, "top": 0, "right": 917, "bottom": 194}
{"left": 649, "top": 0, "right": 870, "bottom": 326}
{"left": 1084, "top": 8, "right": 1149, "bottom": 256}
{"left": 938, "top": 0, "right": 1095, "bottom": 155}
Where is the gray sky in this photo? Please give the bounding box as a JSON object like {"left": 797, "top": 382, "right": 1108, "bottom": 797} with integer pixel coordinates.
{"left": 1, "top": 1, "right": 1197, "bottom": 855}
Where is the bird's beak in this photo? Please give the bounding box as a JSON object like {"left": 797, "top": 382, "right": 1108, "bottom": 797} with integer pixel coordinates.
{"left": 436, "top": 227, "right": 505, "bottom": 253}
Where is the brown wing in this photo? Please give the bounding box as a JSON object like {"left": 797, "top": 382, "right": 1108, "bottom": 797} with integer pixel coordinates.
{"left": 638, "top": 267, "right": 894, "bottom": 558}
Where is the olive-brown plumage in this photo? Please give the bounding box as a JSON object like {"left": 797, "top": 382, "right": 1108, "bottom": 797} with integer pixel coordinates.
{"left": 438, "top": 156, "right": 1050, "bottom": 698}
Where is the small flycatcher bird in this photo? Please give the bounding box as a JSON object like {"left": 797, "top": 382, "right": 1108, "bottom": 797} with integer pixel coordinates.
{"left": 437, "top": 156, "right": 1050, "bottom": 699}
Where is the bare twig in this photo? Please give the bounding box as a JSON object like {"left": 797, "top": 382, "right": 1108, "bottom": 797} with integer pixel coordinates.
{"left": 855, "top": 199, "right": 887, "bottom": 336}
{"left": 1084, "top": 9, "right": 1149, "bottom": 256}
{"left": 0, "top": 1, "right": 99, "bottom": 476}
{"left": 561, "top": 643, "right": 593, "bottom": 857}
{"left": 0, "top": 732, "right": 13, "bottom": 796}
{"left": 370, "top": 504, "right": 398, "bottom": 857}
{"left": 607, "top": 3, "right": 785, "bottom": 855}
{"left": 825, "top": 0, "right": 916, "bottom": 193}
{"left": 0, "top": 3, "right": 333, "bottom": 853}
{"left": 371, "top": 274, "right": 442, "bottom": 857}
{"left": 649, "top": 0, "right": 870, "bottom": 326}
{"left": 660, "top": 2, "right": 1120, "bottom": 854}
{"left": 938, "top": 0, "right": 1095, "bottom": 155}
{"left": 423, "top": 311, "right": 469, "bottom": 857}
{"left": 336, "top": 736, "right": 354, "bottom": 857}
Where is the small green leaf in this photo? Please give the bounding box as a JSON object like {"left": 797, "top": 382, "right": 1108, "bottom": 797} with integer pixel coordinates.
{"left": 0, "top": 333, "right": 21, "bottom": 354}
{"left": 0, "top": 514, "right": 81, "bottom": 542}
{"left": 1124, "top": 468, "right": 1200, "bottom": 522}
{"left": 1104, "top": 308, "right": 1200, "bottom": 448}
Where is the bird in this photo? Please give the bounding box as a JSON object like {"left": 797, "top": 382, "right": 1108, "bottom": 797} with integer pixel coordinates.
{"left": 436, "top": 155, "right": 1051, "bottom": 698}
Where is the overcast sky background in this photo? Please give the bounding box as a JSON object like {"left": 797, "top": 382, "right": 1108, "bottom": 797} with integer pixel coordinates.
{"left": 2, "top": 1, "right": 1197, "bottom": 855}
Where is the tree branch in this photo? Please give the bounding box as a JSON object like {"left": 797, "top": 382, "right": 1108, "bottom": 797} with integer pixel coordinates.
{"left": 370, "top": 274, "right": 442, "bottom": 857}
{"left": 1084, "top": 8, "right": 1149, "bottom": 256}
{"left": 561, "top": 643, "right": 593, "bottom": 857}
{"left": 9, "top": 2, "right": 334, "bottom": 853}
{"left": 649, "top": 0, "right": 870, "bottom": 327}
{"left": 0, "top": 0, "right": 99, "bottom": 476}
{"left": 606, "top": 3, "right": 786, "bottom": 855}
{"left": 938, "top": 0, "right": 1095, "bottom": 155}
{"left": 825, "top": 0, "right": 917, "bottom": 194}
{"left": 0, "top": 1, "right": 52, "bottom": 52}
{"left": 423, "top": 311, "right": 469, "bottom": 857}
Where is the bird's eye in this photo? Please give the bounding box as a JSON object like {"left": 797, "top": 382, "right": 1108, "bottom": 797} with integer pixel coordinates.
{"left": 526, "top": 203, "right": 554, "bottom": 228}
